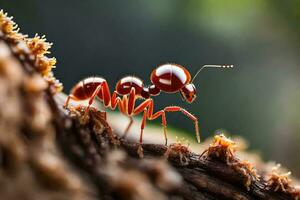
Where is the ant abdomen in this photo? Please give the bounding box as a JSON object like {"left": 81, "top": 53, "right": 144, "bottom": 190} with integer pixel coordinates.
{"left": 70, "top": 77, "right": 106, "bottom": 100}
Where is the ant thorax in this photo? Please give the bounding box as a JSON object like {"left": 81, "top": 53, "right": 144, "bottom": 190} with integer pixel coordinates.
{"left": 116, "top": 76, "right": 161, "bottom": 99}
{"left": 116, "top": 76, "right": 143, "bottom": 96}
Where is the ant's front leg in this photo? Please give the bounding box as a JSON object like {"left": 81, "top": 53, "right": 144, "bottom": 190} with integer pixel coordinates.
{"left": 163, "top": 106, "right": 200, "bottom": 143}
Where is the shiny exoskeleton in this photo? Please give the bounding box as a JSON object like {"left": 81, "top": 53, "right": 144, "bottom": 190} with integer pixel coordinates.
{"left": 64, "top": 63, "right": 233, "bottom": 145}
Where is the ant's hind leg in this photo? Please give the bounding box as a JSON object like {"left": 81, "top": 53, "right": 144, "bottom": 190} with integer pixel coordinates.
{"left": 64, "top": 95, "right": 76, "bottom": 109}
{"left": 84, "top": 85, "right": 102, "bottom": 116}
{"left": 122, "top": 116, "right": 133, "bottom": 138}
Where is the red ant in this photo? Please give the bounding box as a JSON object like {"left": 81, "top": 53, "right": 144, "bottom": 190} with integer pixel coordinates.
{"left": 64, "top": 64, "right": 233, "bottom": 145}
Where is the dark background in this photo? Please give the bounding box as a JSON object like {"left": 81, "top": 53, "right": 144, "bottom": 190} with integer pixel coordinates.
{"left": 2, "top": 0, "right": 300, "bottom": 176}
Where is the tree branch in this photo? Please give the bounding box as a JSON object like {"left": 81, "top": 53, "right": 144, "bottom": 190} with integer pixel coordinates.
{"left": 0, "top": 9, "right": 299, "bottom": 200}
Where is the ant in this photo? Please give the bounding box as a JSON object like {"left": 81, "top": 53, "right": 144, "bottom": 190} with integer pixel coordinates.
{"left": 64, "top": 63, "right": 233, "bottom": 146}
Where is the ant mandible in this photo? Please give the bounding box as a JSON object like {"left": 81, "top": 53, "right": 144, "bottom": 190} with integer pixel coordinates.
{"left": 64, "top": 63, "right": 233, "bottom": 145}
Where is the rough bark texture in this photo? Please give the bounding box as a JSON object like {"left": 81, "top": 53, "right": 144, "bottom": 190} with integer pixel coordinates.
{"left": 0, "top": 9, "right": 299, "bottom": 200}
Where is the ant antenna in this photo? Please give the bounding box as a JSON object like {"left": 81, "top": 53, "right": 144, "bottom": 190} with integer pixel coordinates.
{"left": 191, "top": 65, "right": 234, "bottom": 83}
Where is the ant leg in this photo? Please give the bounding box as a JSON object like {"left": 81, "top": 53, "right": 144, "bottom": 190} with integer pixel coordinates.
{"left": 148, "top": 110, "right": 168, "bottom": 145}
{"left": 146, "top": 100, "right": 168, "bottom": 145}
{"left": 110, "top": 91, "right": 122, "bottom": 110}
{"left": 100, "top": 80, "right": 111, "bottom": 107}
{"left": 122, "top": 116, "right": 133, "bottom": 138}
{"left": 133, "top": 99, "right": 169, "bottom": 145}
{"left": 140, "top": 109, "right": 147, "bottom": 144}
{"left": 84, "top": 85, "right": 102, "bottom": 116}
{"left": 121, "top": 95, "right": 128, "bottom": 114}
{"left": 161, "top": 111, "right": 168, "bottom": 146}
{"left": 122, "top": 88, "right": 136, "bottom": 138}
{"left": 133, "top": 99, "right": 199, "bottom": 145}
{"left": 127, "top": 87, "right": 136, "bottom": 116}
{"left": 164, "top": 106, "right": 200, "bottom": 143}
{"left": 136, "top": 109, "right": 147, "bottom": 158}
{"left": 64, "top": 94, "right": 77, "bottom": 108}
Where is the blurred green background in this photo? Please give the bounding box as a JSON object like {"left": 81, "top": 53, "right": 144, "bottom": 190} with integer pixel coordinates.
{"left": 2, "top": 0, "right": 300, "bottom": 176}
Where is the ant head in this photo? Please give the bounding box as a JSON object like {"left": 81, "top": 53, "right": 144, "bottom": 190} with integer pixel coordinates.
{"left": 180, "top": 83, "right": 196, "bottom": 103}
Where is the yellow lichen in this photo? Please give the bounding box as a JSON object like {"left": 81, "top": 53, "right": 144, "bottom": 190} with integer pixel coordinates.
{"left": 201, "top": 134, "right": 237, "bottom": 162}
{"left": 26, "top": 34, "right": 52, "bottom": 56}
{"left": 266, "top": 164, "right": 300, "bottom": 199}
{"left": 0, "top": 10, "right": 25, "bottom": 40}
{"left": 231, "top": 160, "right": 260, "bottom": 190}
{"left": 165, "top": 137, "right": 190, "bottom": 165}
{"left": 201, "top": 134, "right": 259, "bottom": 190}
{"left": 0, "top": 9, "right": 62, "bottom": 93}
